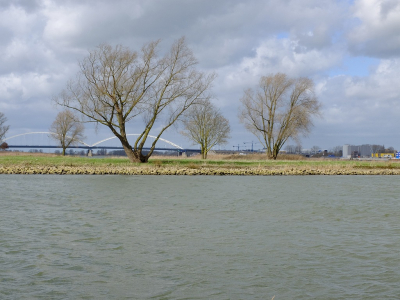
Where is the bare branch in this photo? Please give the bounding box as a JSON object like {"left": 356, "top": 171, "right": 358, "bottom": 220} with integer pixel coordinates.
{"left": 54, "top": 37, "right": 215, "bottom": 163}
{"left": 181, "top": 99, "right": 230, "bottom": 159}
{"left": 0, "top": 112, "right": 10, "bottom": 143}
{"left": 239, "top": 73, "right": 321, "bottom": 159}
{"left": 49, "top": 110, "right": 85, "bottom": 156}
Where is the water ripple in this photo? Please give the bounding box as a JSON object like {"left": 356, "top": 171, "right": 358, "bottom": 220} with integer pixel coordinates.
{"left": 0, "top": 175, "right": 399, "bottom": 299}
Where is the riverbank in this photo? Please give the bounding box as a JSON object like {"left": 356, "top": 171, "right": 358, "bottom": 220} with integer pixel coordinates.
{"left": 1, "top": 153, "right": 400, "bottom": 175}
{"left": 2, "top": 165, "right": 400, "bottom": 175}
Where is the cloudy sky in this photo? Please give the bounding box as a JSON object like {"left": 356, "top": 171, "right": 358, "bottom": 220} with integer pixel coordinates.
{"left": 1, "top": 0, "right": 400, "bottom": 151}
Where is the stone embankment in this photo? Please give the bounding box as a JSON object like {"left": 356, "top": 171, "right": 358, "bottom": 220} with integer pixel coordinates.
{"left": 1, "top": 165, "right": 400, "bottom": 175}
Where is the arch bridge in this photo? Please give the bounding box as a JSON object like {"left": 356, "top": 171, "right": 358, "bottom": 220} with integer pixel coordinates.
{"left": 3, "top": 132, "right": 200, "bottom": 155}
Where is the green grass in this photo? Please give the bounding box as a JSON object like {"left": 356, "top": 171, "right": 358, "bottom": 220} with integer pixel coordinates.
{"left": 0, "top": 155, "right": 137, "bottom": 167}
{"left": 1, "top": 153, "right": 398, "bottom": 170}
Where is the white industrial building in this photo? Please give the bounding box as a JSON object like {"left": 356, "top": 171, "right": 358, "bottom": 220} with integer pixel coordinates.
{"left": 343, "top": 144, "right": 373, "bottom": 158}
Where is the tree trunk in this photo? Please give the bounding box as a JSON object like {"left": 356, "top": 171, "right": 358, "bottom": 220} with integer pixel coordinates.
{"left": 121, "top": 144, "right": 142, "bottom": 163}
{"left": 133, "top": 149, "right": 149, "bottom": 163}
{"left": 117, "top": 134, "right": 146, "bottom": 163}
{"left": 62, "top": 148, "right": 66, "bottom": 156}
{"left": 266, "top": 147, "right": 274, "bottom": 160}
{"left": 121, "top": 143, "right": 150, "bottom": 163}
{"left": 201, "top": 145, "right": 207, "bottom": 159}
{"left": 272, "top": 147, "right": 279, "bottom": 160}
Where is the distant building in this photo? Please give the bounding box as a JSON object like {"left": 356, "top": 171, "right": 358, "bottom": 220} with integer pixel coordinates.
{"left": 371, "top": 152, "right": 396, "bottom": 158}
{"left": 343, "top": 144, "right": 373, "bottom": 158}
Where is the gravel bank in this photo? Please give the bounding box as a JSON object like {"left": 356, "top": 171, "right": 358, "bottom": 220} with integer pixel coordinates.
{"left": 1, "top": 165, "right": 400, "bottom": 175}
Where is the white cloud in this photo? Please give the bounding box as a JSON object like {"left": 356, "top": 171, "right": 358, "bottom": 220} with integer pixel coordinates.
{"left": 348, "top": 0, "right": 400, "bottom": 58}
{"left": 309, "top": 57, "right": 400, "bottom": 147}
{"left": 1, "top": 0, "right": 400, "bottom": 149}
{"left": 216, "top": 37, "right": 344, "bottom": 98}
{"left": 0, "top": 72, "right": 54, "bottom": 104}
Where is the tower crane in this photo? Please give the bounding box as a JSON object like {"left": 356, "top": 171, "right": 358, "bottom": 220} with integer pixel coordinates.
{"left": 243, "top": 141, "right": 259, "bottom": 152}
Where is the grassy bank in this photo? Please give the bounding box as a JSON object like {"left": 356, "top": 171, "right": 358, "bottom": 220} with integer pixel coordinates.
{"left": 1, "top": 152, "right": 400, "bottom": 175}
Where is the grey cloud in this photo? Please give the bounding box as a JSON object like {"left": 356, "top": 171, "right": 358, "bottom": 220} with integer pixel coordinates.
{"left": 348, "top": 0, "right": 400, "bottom": 58}
{"left": 2, "top": 0, "right": 400, "bottom": 150}
{"left": 0, "top": 25, "right": 12, "bottom": 47}
{"left": 380, "top": 0, "right": 400, "bottom": 19}
{"left": 41, "top": 0, "right": 348, "bottom": 66}
{"left": 348, "top": 37, "right": 400, "bottom": 59}
{"left": 0, "top": 0, "right": 42, "bottom": 12}
{"left": 294, "top": 26, "right": 335, "bottom": 50}
{"left": 308, "top": 60, "right": 400, "bottom": 147}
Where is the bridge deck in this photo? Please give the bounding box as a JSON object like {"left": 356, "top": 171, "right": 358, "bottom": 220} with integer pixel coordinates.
{"left": 7, "top": 145, "right": 201, "bottom": 153}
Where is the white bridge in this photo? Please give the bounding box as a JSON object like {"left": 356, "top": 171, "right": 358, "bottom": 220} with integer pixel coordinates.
{"left": 2, "top": 132, "right": 198, "bottom": 154}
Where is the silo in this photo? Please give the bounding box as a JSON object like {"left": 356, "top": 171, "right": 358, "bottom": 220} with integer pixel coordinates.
{"left": 343, "top": 144, "right": 351, "bottom": 158}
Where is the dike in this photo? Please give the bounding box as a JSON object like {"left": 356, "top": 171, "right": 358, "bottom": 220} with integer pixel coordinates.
{"left": 1, "top": 165, "right": 400, "bottom": 175}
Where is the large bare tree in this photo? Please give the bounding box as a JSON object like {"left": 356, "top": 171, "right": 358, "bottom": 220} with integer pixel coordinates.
{"left": 181, "top": 99, "right": 230, "bottom": 159}
{"left": 0, "top": 111, "right": 9, "bottom": 142}
{"left": 239, "top": 73, "right": 321, "bottom": 160}
{"left": 55, "top": 37, "right": 215, "bottom": 163}
{"left": 49, "top": 110, "right": 85, "bottom": 156}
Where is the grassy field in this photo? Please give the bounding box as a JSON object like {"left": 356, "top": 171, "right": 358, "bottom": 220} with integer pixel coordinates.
{"left": 1, "top": 152, "right": 399, "bottom": 170}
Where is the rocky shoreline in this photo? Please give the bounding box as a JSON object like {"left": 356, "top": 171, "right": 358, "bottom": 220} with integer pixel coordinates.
{"left": 1, "top": 165, "right": 400, "bottom": 175}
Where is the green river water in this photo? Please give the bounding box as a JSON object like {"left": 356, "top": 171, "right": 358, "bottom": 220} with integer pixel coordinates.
{"left": 0, "top": 175, "right": 399, "bottom": 299}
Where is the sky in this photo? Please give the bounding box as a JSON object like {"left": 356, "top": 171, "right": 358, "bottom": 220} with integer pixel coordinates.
{"left": 1, "top": 0, "right": 400, "bottom": 151}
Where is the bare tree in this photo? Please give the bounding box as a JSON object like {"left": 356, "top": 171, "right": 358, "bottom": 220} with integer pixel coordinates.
{"left": 49, "top": 110, "right": 85, "bottom": 156}
{"left": 0, "top": 142, "right": 8, "bottom": 150}
{"left": 0, "top": 112, "right": 10, "bottom": 142}
{"left": 311, "top": 145, "right": 321, "bottom": 155}
{"left": 371, "top": 144, "right": 384, "bottom": 155}
{"left": 285, "top": 144, "right": 296, "bottom": 154}
{"left": 181, "top": 99, "right": 230, "bottom": 159}
{"left": 55, "top": 37, "right": 215, "bottom": 163}
{"left": 239, "top": 73, "right": 321, "bottom": 160}
{"left": 331, "top": 145, "right": 342, "bottom": 157}
{"left": 294, "top": 144, "right": 302, "bottom": 154}
{"left": 387, "top": 146, "right": 395, "bottom": 153}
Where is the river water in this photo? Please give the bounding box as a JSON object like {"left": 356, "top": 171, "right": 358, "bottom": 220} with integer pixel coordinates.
{"left": 0, "top": 175, "right": 399, "bottom": 299}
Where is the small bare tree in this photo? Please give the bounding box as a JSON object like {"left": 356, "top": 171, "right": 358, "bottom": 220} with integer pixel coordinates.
{"left": 311, "top": 145, "right": 321, "bottom": 155}
{"left": 331, "top": 145, "right": 342, "bottom": 157}
{"left": 294, "top": 144, "right": 302, "bottom": 154}
{"left": 0, "top": 112, "right": 10, "bottom": 142}
{"left": 0, "top": 142, "right": 8, "bottom": 150}
{"left": 49, "top": 110, "right": 85, "bottom": 156}
{"left": 239, "top": 73, "right": 321, "bottom": 160}
{"left": 181, "top": 100, "right": 230, "bottom": 159}
{"left": 371, "top": 144, "right": 384, "bottom": 156}
{"left": 285, "top": 144, "right": 296, "bottom": 154}
{"left": 55, "top": 37, "right": 215, "bottom": 163}
{"left": 387, "top": 146, "right": 395, "bottom": 153}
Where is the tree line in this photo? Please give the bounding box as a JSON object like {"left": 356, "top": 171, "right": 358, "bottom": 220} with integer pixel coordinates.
{"left": 1, "top": 37, "right": 321, "bottom": 161}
